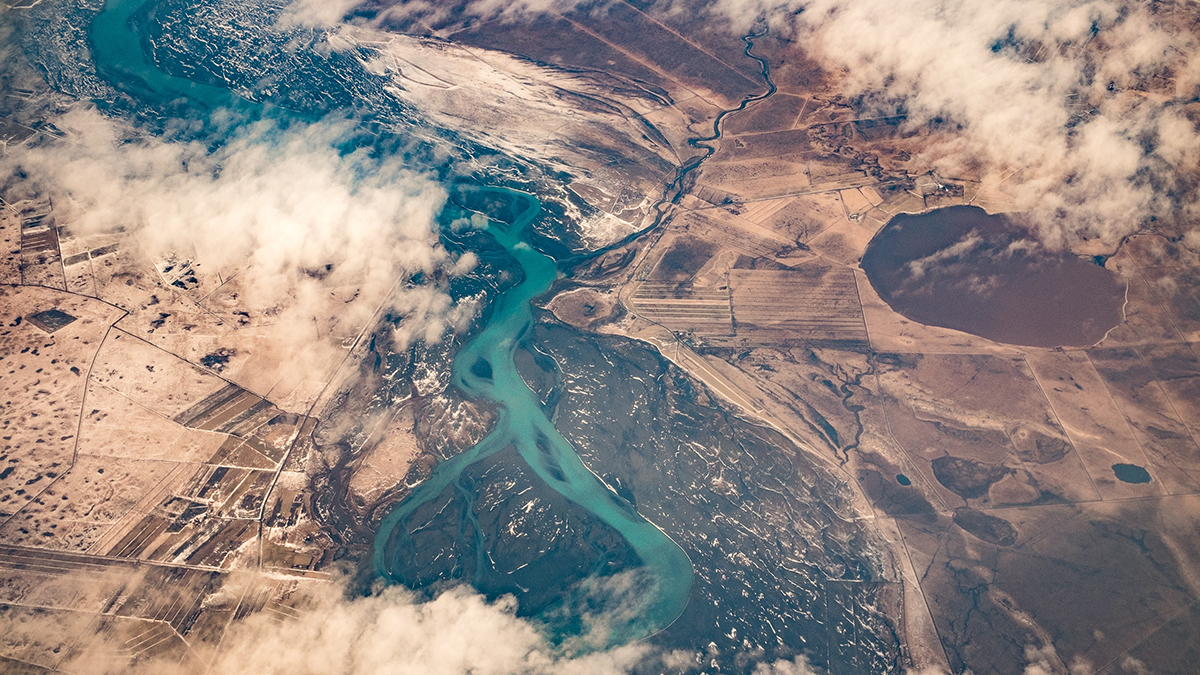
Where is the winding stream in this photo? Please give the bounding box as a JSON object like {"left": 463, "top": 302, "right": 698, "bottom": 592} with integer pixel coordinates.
{"left": 90, "top": 0, "right": 696, "bottom": 643}
{"left": 371, "top": 195, "right": 694, "bottom": 641}
{"left": 86, "top": 0, "right": 795, "bottom": 646}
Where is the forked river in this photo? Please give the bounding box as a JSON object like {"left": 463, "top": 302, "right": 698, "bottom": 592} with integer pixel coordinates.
{"left": 370, "top": 193, "right": 694, "bottom": 642}
{"left": 92, "top": 0, "right": 694, "bottom": 644}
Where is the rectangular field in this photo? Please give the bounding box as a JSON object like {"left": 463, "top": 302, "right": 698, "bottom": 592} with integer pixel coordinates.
{"left": 629, "top": 282, "right": 734, "bottom": 337}
{"left": 729, "top": 267, "right": 868, "bottom": 346}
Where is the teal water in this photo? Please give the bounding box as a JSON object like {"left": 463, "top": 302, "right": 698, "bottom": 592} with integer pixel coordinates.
{"left": 91, "top": 0, "right": 239, "bottom": 110}
{"left": 372, "top": 194, "right": 694, "bottom": 641}
{"left": 90, "top": 0, "right": 693, "bottom": 643}
{"left": 1112, "top": 463, "right": 1152, "bottom": 484}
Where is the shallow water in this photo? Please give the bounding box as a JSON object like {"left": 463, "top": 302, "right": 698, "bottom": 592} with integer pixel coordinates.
{"left": 92, "top": 0, "right": 238, "bottom": 109}
{"left": 91, "top": 0, "right": 693, "bottom": 644}
{"left": 861, "top": 205, "right": 1126, "bottom": 348}
{"left": 371, "top": 193, "right": 694, "bottom": 642}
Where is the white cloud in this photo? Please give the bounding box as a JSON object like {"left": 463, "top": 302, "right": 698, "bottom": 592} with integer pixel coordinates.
{"left": 1120, "top": 654, "right": 1153, "bottom": 675}
{"left": 1069, "top": 654, "right": 1097, "bottom": 675}
{"left": 203, "top": 584, "right": 651, "bottom": 675}
{"left": 752, "top": 654, "right": 825, "bottom": 675}
{"left": 364, "top": 0, "right": 588, "bottom": 28}
{"left": 1, "top": 106, "right": 477, "bottom": 356}
{"left": 905, "top": 232, "right": 985, "bottom": 279}
{"left": 708, "top": 0, "right": 1200, "bottom": 248}
{"left": 37, "top": 579, "right": 652, "bottom": 675}
{"left": 279, "top": 0, "right": 364, "bottom": 29}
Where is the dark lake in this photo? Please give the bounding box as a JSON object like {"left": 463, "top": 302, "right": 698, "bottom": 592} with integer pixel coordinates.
{"left": 1113, "top": 463, "right": 1152, "bottom": 484}
{"left": 861, "top": 206, "right": 1126, "bottom": 348}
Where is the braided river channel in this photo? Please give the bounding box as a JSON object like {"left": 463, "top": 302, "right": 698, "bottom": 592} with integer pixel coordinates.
{"left": 370, "top": 193, "right": 693, "bottom": 642}
{"left": 92, "top": 0, "right": 694, "bottom": 644}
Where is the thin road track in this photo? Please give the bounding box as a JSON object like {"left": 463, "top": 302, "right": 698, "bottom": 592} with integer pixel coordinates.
{"left": 562, "top": 28, "right": 778, "bottom": 271}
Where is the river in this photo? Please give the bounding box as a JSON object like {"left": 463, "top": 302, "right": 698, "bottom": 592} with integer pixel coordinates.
{"left": 371, "top": 193, "right": 694, "bottom": 642}
{"left": 91, "top": 0, "right": 237, "bottom": 109}
{"left": 90, "top": 0, "right": 694, "bottom": 644}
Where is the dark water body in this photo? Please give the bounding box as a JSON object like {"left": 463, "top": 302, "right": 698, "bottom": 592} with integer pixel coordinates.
{"left": 895, "top": 474, "right": 911, "bottom": 486}
{"left": 861, "top": 205, "right": 1126, "bottom": 348}
{"left": 1113, "top": 463, "right": 1152, "bottom": 484}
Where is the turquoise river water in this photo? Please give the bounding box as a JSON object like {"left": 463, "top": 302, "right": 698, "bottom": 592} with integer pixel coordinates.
{"left": 371, "top": 195, "right": 694, "bottom": 639}
{"left": 91, "top": 0, "right": 694, "bottom": 641}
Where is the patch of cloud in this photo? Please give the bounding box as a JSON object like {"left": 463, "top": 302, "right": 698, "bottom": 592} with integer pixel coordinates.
{"left": 391, "top": 285, "right": 482, "bottom": 349}
{"left": 360, "top": 0, "right": 589, "bottom": 29}
{"left": 203, "top": 584, "right": 651, "bottom": 675}
{"left": 1069, "top": 654, "right": 1097, "bottom": 675}
{"left": 905, "top": 232, "right": 985, "bottom": 279}
{"left": 35, "top": 577, "right": 653, "bottom": 675}
{"left": 543, "top": 570, "right": 658, "bottom": 654}
{"left": 1023, "top": 643, "right": 1067, "bottom": 675}
{"left": 751, "top": 655, "right": 825, "bottom": 675}
{"left": 0, "top": 106, "right": 476, "bottom": 366}
{"left": 457, "top": 0, "right": 584, "bottom": 20}
{"left": 661, "top": 649, "right": 700, "bottom": 673}
{"left": 709, "top": 0, "right": 1200, "bottom": 248}
{"left": 1120, "top": 654, "right": 1154, "bottom": 675}
{"left": 279, "top": 0, "right": 365, "bottom": 29}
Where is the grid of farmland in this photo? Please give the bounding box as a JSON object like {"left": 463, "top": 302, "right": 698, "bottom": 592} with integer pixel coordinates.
{"left": 681, "top": 214, "right": 783, "bottom": 259}
{"left": 729, "top": 268, "right": 867, "bottom": 344}
{"left": 630, "top": 282, "right": 734, "bottom": 336}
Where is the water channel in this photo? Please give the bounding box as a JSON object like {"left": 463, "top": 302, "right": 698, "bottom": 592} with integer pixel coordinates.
{"left": 91, "top": 0, "right": 694, "bottom": 643}
{"left": 370, "top": 194, "right": 694, "bottom": 641}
